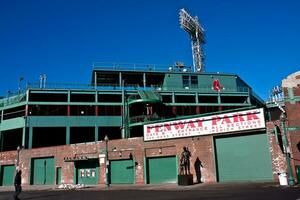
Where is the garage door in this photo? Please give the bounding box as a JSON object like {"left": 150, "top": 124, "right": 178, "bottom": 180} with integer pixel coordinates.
{"left": 110, "top": 159, "right": 134, "bottom": 184}
{"left": 146, "top": 156, "right": 177, "bottom": 184}
{"left": 215, "top": 132, "right": 273, "bottom": 182}
{"left": 31, "top": 157, "right": 54, "bottom": 185}
{"left": 75, "top": 159, "right": 99, "bottom": 185}
{"left": 0, "top": 165, "right": 15, "bottom": 186}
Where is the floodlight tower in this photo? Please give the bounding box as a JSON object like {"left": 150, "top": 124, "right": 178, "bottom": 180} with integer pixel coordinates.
{"left": 179, "top": 8, "right": 205, "bottom": 72}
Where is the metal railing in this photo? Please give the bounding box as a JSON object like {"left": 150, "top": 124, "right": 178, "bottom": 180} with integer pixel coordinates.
{"left": 129, "top": 114, "right": 164, "bottom": 124}
{"left": 0, "top": 93, "right": 26, "bottom": 108}
{"left": 25, "top": 81, "right": 250, "bottom": 93}
{"left": 92, "top": 62, "right": 178, "bottom": 72}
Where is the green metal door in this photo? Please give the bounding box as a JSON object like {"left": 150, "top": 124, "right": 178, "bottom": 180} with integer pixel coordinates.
{"left": 56, "top": 167, "right": 62, "bottom": 185}
{"left": 31, "top": 157, "right": 55, "bottom": 185}
{"left": 0, "top": 165, "right": 15, "bottom": 186}
{"left": 214, "top": 132, "right": 273, "bottom": 182}
{"left": 147, "top": 156, "right": 177, "bottom": 184}
{"left": 75, "top": 160, "right": 99, "bottom": 185}
{"left": 110, "top": 159, "right": 134, "bottom": 184}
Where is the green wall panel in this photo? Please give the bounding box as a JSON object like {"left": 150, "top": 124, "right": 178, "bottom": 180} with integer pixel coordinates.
{"left": 31, "top": 157, "right": 55, "bottom": 185}
{"left": 0, "top": 165, "right": 15, "bottom": 186}
{"left": 147, "top": 156, "right": 177, "bottom": 184}
{"left": 215, "top": 132, "right": 273, "bottom": 182}
{"left": 75, "top": 160, "right": 99, "bottom": 185}
{"left": 0, "top": 117, "right": 25, "bottom": 131}
{"left": 27, "top": 116, "right": 121, "bottom": 127}
{"left": 110, "top": 159, "right": 134, "bottom": 184}
{"left": 162, "top": 73, "right": 239, "bottom": 92}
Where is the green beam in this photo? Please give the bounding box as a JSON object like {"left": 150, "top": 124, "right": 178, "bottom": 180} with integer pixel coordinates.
{"left": 66, "top": 126, "right": 70, "bottom": 145}
{"left": 163, "top": 103, "right": 251, "bottom": 106}
{"left": 28, "top": 127, "right": 33, "bottom": 149}
{"left": 95, "top": 126, "right": 98, "bottom": 142}
{"left": 67, "top": 90, "right": 71, "bottom": 102}
{"left": 27, "top": 102, "right": 122, "bottom": 106}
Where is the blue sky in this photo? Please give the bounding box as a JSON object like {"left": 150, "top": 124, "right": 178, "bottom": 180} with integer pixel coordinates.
{"left": 0, "top": 0, "right": 299, "bottom": 100}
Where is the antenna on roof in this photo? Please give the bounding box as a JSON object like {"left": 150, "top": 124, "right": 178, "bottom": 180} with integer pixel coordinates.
{"left": 39, "top": 74, "right": 47, "bottom": 89}
{"left": 179, "top": 8, "right": 205, "bottom": 72}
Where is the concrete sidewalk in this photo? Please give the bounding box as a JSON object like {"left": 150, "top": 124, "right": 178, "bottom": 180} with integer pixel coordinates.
{"left": 0, "top": 182, "right": 288, "bottom": 192}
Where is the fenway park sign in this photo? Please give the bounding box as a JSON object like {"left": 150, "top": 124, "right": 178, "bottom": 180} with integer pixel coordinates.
{"left": 144, "top": 108, "right": 265, "bottom": 141}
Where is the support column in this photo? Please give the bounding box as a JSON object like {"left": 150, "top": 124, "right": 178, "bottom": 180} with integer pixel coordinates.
{"left": 125, "top": 103, "right": 130, "bottom": 138}
{"left": 121, "top": 80, "right": 126, "bottom": 139}
{"left": 95, "top": 126, "right": 98, "bottom": 142}
{"left": 219, "top": 106, "right": 223, "bottom": 111}
{"left": 67, "top": 90, "right": 71, "bottom": 102}
{"left": 67, "top": 106, "right": 70, "bottom": 116}
{"left": 95, "top": 91, "right": 98, "bottom": 116}
{"left": 28, "top": 127, "right": 33, "bottom": 149}
{"left": 172, "top": 92, "right": 175, "bottom": 103}
{"left": 94, "top": 71, "right": 97, "bottom": 89}
{"left": 25, "top": 105, "right": 29, "bottom": 116}
{"left": 119, "top": 72, "right": 122, "bottom": 87}
{"left": 0, "top": 110, "right": 2, "bottom": 151}
{"left": 172, "top": 106, "right": 177, "bottom": 115}
{"left": 196, "top": 106, "right": 201, "bottom": 114}
{"left": 0, "top": 131, "right": 2, "bottom": 152}
{"left": 67, "top": 90, "right": 71, "bottom": 116}
{"left": 95, "top": 106, "right": 99, "bottom": 116}
{"left": 22, "top": 127, "right": 26, "bottom": 148}
{"left": 143, "top": 73, "right": 146, "bottom": 88}
{"left": 217, "top": 93, "right": 221, "bottom": 104}
{"left": 66, "top": 126, "right": 70, "bottom": 145}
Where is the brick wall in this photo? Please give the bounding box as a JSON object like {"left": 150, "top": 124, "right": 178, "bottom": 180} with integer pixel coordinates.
{"left": 266, "top": 121, "right": 287, "bottom": 181}
{"left": 0, "top": 134, "right": 217, "bottom": 185}
{"left": 282, "top": 83, "right": 300, "bottom": 182}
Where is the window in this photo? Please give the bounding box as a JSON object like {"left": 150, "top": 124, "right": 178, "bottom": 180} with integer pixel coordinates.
{"left": 182, "top": 75, "right": 198, "bottom": 89}
{"left": 182, "top": 75, "right": 190, "bottom": 88}
{"left": 191, "top": 76, "right": 198, "bottom": 88}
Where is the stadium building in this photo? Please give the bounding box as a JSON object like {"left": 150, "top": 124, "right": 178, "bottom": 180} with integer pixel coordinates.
{"left": 0, "top": 63, "right": 299, "bottom": 186}
{"left": 1, "top": 8, "right": 299, "bottom": 186}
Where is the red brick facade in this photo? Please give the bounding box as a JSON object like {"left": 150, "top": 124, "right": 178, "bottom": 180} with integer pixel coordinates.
{"left": 0, "top": 129, "right": 287, "bottom": 185}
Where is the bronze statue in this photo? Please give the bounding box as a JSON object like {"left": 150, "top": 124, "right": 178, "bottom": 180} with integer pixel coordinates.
{"left": 180, "top": 146, "right": 191, "bottom": 175}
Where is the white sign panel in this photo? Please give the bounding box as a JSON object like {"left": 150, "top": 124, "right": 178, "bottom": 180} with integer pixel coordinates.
{"left": 144, "top": 108, "right": 265, "bottom": 141}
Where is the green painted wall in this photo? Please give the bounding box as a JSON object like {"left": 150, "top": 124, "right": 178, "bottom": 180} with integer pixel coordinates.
{"left": 214, "top": 132, "right": 273, "bottom": 182}
{"left": 146, "top": 156, "right": 177, "bottom": 184}
{"left": 27, "top": 116, "right": 121, "bottom": 127}
{"left": 162, "top": 73, "right": 240, "bottom": 92}
{"left": 0, "top": 165, "right": 15, "bottom": 186}
{"left": 0, "top": 117, "right": 25, "bottom": 131}
{"left": 110, "top": 159, "right": 134, "bottom": 184}
{"left": 31, "top": 157, "right": 55, "bottom": 185}
{"left": 75, "top": 160, "right": 99, "bottom": 185}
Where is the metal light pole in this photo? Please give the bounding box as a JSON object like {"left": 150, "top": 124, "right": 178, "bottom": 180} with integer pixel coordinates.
{"left": 280, "top": 112, "right": 295, "bottom": 186}
{"left": 18, "top": 77, "right": 24, "bottom": 95}
{"left": 104, "top": 135, "right": 110, "bottom": 187}
{"left": 16, "top": 146, "right": 21, "bottom": 169}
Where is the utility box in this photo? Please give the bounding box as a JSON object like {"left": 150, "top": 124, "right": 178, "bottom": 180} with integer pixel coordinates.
{"left": 278, "top": 172, "right": 288, "bottom": 186}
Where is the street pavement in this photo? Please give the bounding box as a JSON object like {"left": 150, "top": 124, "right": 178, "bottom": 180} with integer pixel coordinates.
{"left": 0, "top": 182, "right": 299, "bottom": 200}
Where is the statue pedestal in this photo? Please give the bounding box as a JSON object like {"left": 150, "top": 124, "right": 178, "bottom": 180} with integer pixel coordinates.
{"left": 178, "top": 174, "right": 193, "bottom": 186}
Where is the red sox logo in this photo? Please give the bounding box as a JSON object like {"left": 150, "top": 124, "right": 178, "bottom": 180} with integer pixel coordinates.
{"left": 212, "top": 79, "right": 224, "bottom": 92}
